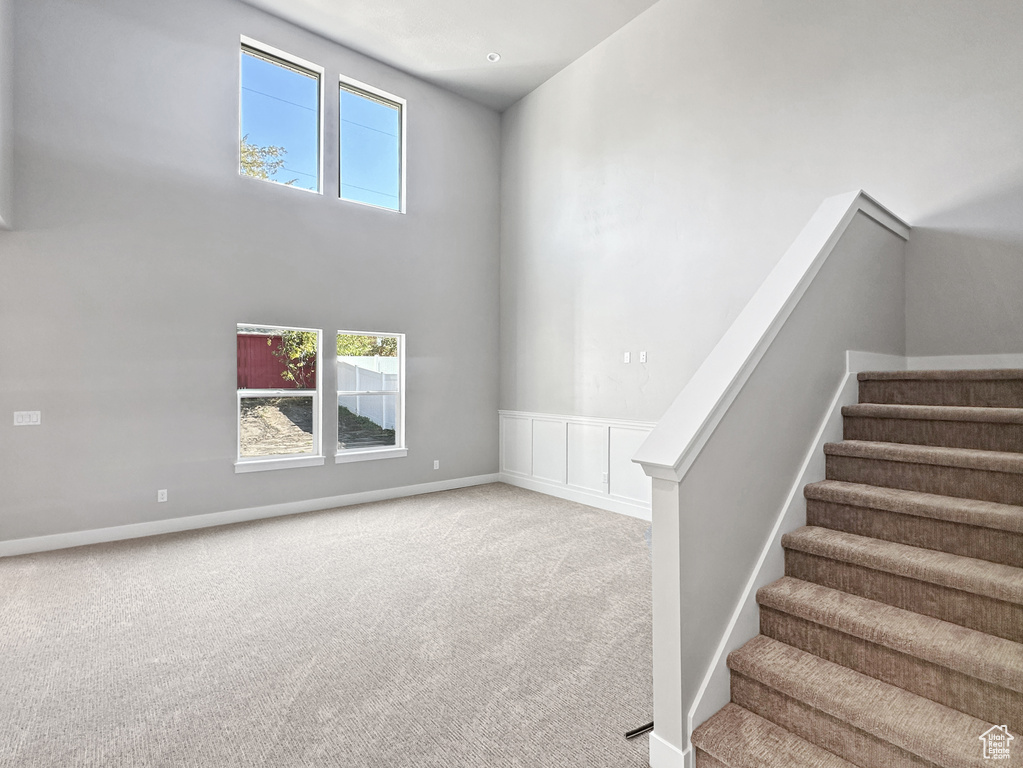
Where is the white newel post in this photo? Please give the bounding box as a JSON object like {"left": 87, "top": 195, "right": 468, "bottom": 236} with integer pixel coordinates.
{"left": 648, "top": 477, "right": 690, "bottom": 768}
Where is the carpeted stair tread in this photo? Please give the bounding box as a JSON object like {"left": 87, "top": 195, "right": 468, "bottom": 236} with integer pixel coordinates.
{"left": 824, "top": 440, "right": 1023, "bottom": 474}
{"left": 858, "top": 369, "right": 1023, "bottom": 407}
{"left": 692, "top": 703, "right": 857, "bottom": 768}
{"left": 757, "top": 576, "right": 1023, "bottom": 692}
{"left": 703, "top": 367, "right": 1023, "bottom": 765}
{"left": 858, "top": 369, "right": 1023, "bottom": 382}
{"left": 804, "top": 480, "right": 1023, "bottom": 534}
{"left": 842, "top": 403, "right": 1023, "bottom": 452}
{"left": 728, "top": 635, "right": 1009, "bottom": 768}
{"left": 781, "top": 526, "right": 1023, "bottom": 604}
{"left": 843, "top": 402, "right": 1023, "bottom": 424}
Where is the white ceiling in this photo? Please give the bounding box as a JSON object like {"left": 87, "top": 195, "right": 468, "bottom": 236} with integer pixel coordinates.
{"left": 237, "top": 0, "right": 662, "bottom": 111}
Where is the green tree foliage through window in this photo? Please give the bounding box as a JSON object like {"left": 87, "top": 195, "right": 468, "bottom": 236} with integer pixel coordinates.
{"left": 240, "top": 135, "right": 298, "bottom": 186}
{"left": 337, "top": 334, "right": 397, "bottom": 357}
{"left": 269, "top": 330, "right": 317, "bottom": 388}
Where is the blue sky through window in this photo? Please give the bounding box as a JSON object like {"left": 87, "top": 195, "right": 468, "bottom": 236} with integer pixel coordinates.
{"left": 340, "top": 87, "right": 401, "bottom": 211}
{"left": 240, "top": 50, "right": 320, "bottom": 191}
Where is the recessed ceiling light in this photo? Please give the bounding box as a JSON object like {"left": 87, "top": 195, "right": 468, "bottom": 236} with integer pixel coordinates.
{"left": 486, "top": 52, "right": 501, "bottom": 63}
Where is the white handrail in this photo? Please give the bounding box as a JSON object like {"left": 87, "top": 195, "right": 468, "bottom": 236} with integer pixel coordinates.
{"left": 632, "top": 190, "right": 909, "bottom": 482}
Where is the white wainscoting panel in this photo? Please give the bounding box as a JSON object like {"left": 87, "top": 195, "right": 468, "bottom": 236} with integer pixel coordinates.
{"left": 532, "top": 418, "right": 568, "bottom": 484}
{"left": 499, "top": 410, "right": 655, "bottom": 519}
{"left": 609, "top": 426, "right": 653, "bottom": 504}
{"left": 501, "top": 414, "right": 532, "bottom": 476}
{"left": 568, "top": 422, "right": 608, "bottom": 493}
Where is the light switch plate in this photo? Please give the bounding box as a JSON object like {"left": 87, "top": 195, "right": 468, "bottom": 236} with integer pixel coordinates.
{"left": 13, "top": 411, "right": 41, "bottom": 426}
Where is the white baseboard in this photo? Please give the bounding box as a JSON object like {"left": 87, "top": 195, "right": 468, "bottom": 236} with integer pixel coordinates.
{"left": 0, "top": 474, "right": 501, "bottom": 558}
{"left": 499, "top": 472, "right": 651, "bottom": 521}
{"left": 650, "top": 732, "right": 690, "bottom": 768}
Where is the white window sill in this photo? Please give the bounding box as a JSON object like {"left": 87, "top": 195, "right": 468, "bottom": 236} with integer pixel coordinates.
{"left": 235, "top": 455, "right": 325, "bottom": 474}
{"left": 335, "top": 447, "right": 408, "bottom": 464}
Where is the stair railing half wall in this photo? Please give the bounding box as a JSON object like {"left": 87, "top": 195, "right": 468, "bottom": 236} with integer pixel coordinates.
{"left": 633, "top": 190, "right": 911, "bottom": 768}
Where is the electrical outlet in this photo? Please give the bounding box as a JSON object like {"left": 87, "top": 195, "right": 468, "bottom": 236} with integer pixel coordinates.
{"left": 433, "top": 460, "right": 440, "bottom": 470}
{"left": 157, "top": 489, "right": 168, "bottom": 503}
{"left": 623, "top": 352, "right": 631, "bottom": 364}
{"left": 640, "top": 351, "right": 647, "bottom": 363}
{"left": 601, "top": 471, "right": 609, "bottom": 484}
{"left": 13, "top": 411, "right": 41, "bottom": 426}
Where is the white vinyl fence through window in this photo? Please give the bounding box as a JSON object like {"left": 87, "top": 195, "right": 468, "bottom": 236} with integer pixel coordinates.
{"left": 337, "top": 357, "right": 399, "bottom": 429}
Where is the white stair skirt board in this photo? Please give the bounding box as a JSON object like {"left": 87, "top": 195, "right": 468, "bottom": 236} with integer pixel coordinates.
{"left": 0, "top": 474, "right": 500, "bottom": 558}
{"left": 650, "top": 732, "right": 691, "bottom": 768}
{"left": 498, "top": 410, "right": 655, "bottom": 521}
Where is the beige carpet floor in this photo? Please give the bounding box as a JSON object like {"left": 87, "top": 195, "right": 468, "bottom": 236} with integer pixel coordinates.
{"left": 0, "top": 483, "right": 652, "bottom": 767}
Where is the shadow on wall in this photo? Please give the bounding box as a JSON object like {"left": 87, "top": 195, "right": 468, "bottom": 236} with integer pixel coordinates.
{"left": 915, "top": 170, "right": 1023, "bottom": 246}
{"left": 906, "top": 175, "right": 1023, "bottom": 357}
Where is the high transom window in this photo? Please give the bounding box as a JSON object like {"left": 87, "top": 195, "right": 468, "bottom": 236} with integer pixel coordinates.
{"left": 339, "top": 79, "right": 405, "bottom": 212}
{"left": 239, "top": 39, "right": 322, "bottom": 192}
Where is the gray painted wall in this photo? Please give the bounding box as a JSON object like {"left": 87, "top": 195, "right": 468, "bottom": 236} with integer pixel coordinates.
{"left": 907, "top": 228, "right": 1023, "bottom": 356}
{"left": 500, "top": 0, "right": 1023, "bottom": 422}
{"left": 0, "top": 0, "right": 12, "bottom": 228}
{"left": 0, "top": 0, "right": 501, "bottom": 542}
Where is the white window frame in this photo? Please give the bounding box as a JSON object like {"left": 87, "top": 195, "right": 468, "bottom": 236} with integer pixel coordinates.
{"left": 239, "top": 36, "right": 325, "bottom": 195}
{"left": 338, "top": 75, "right": 407, "bottom": 214}
{"left": 335, "top": 330, "right": 407, "bottom": 464}
{"left": 235, "top": 323, "right": 324, "bottom": 473}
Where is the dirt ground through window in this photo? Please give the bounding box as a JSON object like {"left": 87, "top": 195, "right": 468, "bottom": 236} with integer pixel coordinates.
{"left": 240, "top": 399, "right": 313, "bottom": 456}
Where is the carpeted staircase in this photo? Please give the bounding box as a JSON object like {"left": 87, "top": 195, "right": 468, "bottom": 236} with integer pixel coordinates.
{"left": 691, "top": 369, "right": 1023, "bottom": 767}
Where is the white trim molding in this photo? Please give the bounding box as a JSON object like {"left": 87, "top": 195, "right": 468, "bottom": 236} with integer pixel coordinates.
{"left": 334, "top": 447, "right": 408, "bottom": 464}
{"left": 650, "top": 732, "right": 691, "bottom": 768}
{"left": 0, "top": 474, "right": 500, "bottom": 558}
{"left": 633, "top": 191, "right": 909, "bottom": 483}
{"left": 499, "top": 410, "right": 654, "bottom": 520}
{"left": 235, "top": 454, "right": 326, "bottom": 473}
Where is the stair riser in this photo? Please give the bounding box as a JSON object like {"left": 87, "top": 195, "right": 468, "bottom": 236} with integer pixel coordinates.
{"left": 843, "top": 415, "right": 1023, "bottom": 453}
{"left": 825, "top": 455, "right": 1023, "bottom": 505}
{"left": 805, "top": 500, "right": 1023, "bottom": 567}
{"left": 859, "top": 379, "right": 1023, "bottom": 408}
{"left": 784, "top": 550, "right": 1023, "bottom": 643}
{"left": 730, "top": 673, "right": 935, "bottom": 768}
{"left": 694, "top": 750, "right": 729, "bottom": 768}
{"left": 759, "top": 607, "right": 1022, "bottom": 731}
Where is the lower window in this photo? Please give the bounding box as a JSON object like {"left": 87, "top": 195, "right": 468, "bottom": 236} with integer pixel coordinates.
{"left": 336, "top": 331, "right": 405, "bottom": 460}
{"left": 236, "top": 324, "right": 322, "bottom": 471}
